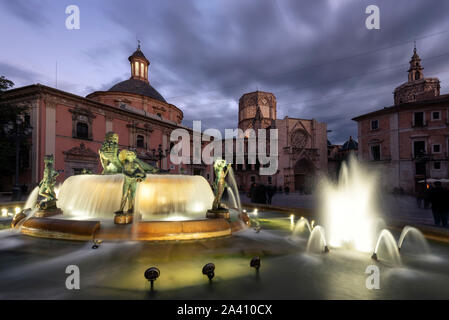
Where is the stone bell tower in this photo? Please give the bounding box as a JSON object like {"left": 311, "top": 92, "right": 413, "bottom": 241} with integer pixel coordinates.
{"left": 394, "top": 44, "right": 440, "bottom": 105}
{"left": 238, "top": 91, "right": 276, "bottom": 133}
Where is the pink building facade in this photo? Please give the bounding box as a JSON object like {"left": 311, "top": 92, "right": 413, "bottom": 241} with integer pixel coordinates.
{"left": 353, "top": 48, "right": 449, "bottom": 194}
{"left": 0, "top": 46, "right": 212, "bottom": 191}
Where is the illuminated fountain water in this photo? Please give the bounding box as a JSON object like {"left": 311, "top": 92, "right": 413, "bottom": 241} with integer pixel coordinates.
{"left": 306, "top": 225, "right": 329, "bottom": 254}
{"left": 25, "top": 174, "right": 214, "bottom": 221}
{"left": 321, "top": 156, "right": 378, "bottom": 252}
{"left": 398, "top": 226, "right": 430, "bottom": 255}
{"left": 372, "top": 229, "right": 402, "bottom": 266}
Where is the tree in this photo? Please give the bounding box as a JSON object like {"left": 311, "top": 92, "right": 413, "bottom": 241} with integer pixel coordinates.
{"left": 0, "top": 76, "right": 30, "bottom": 188}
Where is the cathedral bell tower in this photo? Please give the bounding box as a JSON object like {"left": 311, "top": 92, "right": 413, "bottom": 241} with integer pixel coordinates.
{"left": 408, "top": 45, "right": 424, "bottom": 82}
{"left": 393, "top": 44, "right": 440, "bottom": 105}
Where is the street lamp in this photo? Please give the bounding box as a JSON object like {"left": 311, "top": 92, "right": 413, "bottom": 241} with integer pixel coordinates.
{"left": 5, "top": 117, "right": 32, "bottom": 201}
{"left": 152, "top": 144, "right": 169, "bottom": 169}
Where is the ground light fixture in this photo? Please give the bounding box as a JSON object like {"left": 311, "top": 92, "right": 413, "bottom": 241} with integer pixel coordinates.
{"left": 144, "top": 267, "right": 160, "bottom": 290}
{"left": 202, "top": 263, "right": 215, "bottom": 282}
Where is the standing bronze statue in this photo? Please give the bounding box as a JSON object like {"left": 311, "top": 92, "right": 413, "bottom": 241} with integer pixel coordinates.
{"left": 37, "top": 155, "right": 59, "bottom": 210}
{"left": 207, "top": 159, "right": 231, "bottom": 219}
{"left": 212, "top": 159, "right": 231, "bottom": 210}
{"left": 114, "top": 150, "right": 146, "bottom": 224}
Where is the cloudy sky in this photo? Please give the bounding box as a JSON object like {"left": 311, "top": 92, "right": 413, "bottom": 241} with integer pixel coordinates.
{"left": 1, "top": 0, "right": 449, "bottom": 144}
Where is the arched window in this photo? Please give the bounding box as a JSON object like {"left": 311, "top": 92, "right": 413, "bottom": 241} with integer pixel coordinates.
{"left": 135, "top": 61, "right": 139, "bottom": 77}
{"left": 136, "top": 135, "right": 145, "bottom": 148}
{"left": 140, "top": 63, "right": 144, "bottom": 78}
{"left": 76, "top": 122, "right": 89, "bottom": 139}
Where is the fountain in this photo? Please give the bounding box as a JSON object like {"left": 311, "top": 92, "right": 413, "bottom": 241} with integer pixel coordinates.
{"left": 4, "top": 139, "right": 449, "bottom": 300}
{"left": 398, "top": 226, "right": 430, "bottom": 255}
{"left": 371, "top": 229, "right": 402, "bottom": 266}
{"left": 11, "top": 133, "right": 249, "bottom": 241}
{"left": 306, "top": 226, "right": 329, "bottom": 254}
{"left": 320, "top": 156, "right": 378, "bottom": 252}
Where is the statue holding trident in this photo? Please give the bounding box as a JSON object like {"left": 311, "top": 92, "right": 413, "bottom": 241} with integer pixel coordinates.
{"left": 114, "top": 150, "right": 146, "bottom": 224}
{"left": 207, "top": 159, "right": 232, "bottom": 219}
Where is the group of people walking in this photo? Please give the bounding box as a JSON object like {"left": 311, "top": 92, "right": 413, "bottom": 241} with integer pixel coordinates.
{"left": 249, "top": 183, "right": 276, "bottom": 205}
{"left": 417, "top": 181, "right": 449, "bottom": 227}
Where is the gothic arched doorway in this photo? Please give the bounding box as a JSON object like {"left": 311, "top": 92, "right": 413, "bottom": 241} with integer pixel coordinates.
{"left": 294, "top": 158, "right": 315, "bottom": 194}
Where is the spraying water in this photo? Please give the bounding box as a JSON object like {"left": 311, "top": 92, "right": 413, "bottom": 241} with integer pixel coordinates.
{"left": 225, "top": 167, "right": 242, "bottom": 212}
{"left": 307, "top": 225, "right": 328, "bottom": 253}
{"left": 293, "top": 217, "right": 313, "bottom": 236}
{"left": 398, "top": 226, "right": 430, "bottom": 255}
{"left": 55, "top": 174, "right": 214, "bottom": 220}
{"left": 373, "top": 229, "right": 402, "bottom": 266}
{"left": 321, "top": 156, "right": 378, "bottom": 252}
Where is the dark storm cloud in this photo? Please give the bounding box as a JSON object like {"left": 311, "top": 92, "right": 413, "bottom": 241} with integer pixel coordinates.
{"left": 97, "top": 0, "right": 449, "bottom": 144}
{"left": 3, "top": 0, "right": 447, "bottom": 145}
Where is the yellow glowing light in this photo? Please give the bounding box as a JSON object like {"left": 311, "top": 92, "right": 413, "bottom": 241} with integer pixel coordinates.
{"left": 15, "top": 207, "right": 21, "bottom": 214}
{"left": 290, "top": 214, "right": 295, "bottom": 230}
{"left": 253, "top": 209, "right": 258, "bottom": 216}
{"left": 1, "top": 209, "right": 7, "bottom": 217}
{"left": 322, "top": 156, "right": 376, "bottom": 252}
{"left": 311, "top": 220, "right": 315, "bottom": 229}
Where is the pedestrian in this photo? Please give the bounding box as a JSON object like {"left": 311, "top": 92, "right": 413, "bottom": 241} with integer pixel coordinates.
{"left": 267, "top": 185, "right": 275, "bottom": 205}
{"left": 249, "top": 182, "right": 257, "bottom": 203}
{"left": 256, "top": 184, "right": 267, "bottom": 204}
{"left": 429, "top": 181, "right": 446, "bottom": 226}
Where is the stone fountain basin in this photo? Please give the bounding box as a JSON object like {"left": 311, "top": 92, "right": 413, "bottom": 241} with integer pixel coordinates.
{"left": 19, "top": 216, "right": 248, "bottom": 241}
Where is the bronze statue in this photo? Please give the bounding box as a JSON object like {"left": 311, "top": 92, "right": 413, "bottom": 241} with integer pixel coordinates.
{"left": 99, "top": 131, "right": 159, "bottom": 174}
{"left": 37, "top": 155, "right": 59, "bottom": 210}
{"left": 115, "top": 150, "right": 146, "bottom": 214}
{"left": 99, "top": 132, "right": 123, "bottom": 174}
{"left": 212, "top": 159, "right": 231, "bottom": 210}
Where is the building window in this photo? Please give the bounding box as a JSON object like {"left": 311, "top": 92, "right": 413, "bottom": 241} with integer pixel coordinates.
{"left": 432, "top": 111, "right": 441, "bottom": 121}
{"left": 371, "top": 145, "right": 381, "bottom": 161}
{"left": 76, "top": 122, "right": 89, "bottom": 140}
{"left": 413, "top": 140, "right": 426, "bottom": 158}
{"left": 70, "top": 107, "right": 95, "bottom": 140}
{"left": 268, "top": 176, "right": 272, "bottom": 184}
{"left": 136, "top": 135, "right": 145, "bottom": 148}
{"left": 413, "top": 112, "right": 425, "bottom": 127}
{"left": 135, "top": 61, "right": 139, "bottom": 77}
{"left": 157, "top": 113, "right": 162, "bottom": 119}
{"left": 251, "top": 176, "right": 255, "bottom": 183}
{"left": 370, "top": 120, "right": 379, "bottom": 130}
{"left": 434, "top": 162, "right": 441, "bottom": 170}
{"left": 433, "top": 144, "right": 441, "bottom": 153}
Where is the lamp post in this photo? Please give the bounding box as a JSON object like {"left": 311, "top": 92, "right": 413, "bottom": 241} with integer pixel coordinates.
{"left": 6, "top": 117, "right": 32, "bottom": 201}
{"left": 152, "top": 144, "right": 169, "bottom": 170}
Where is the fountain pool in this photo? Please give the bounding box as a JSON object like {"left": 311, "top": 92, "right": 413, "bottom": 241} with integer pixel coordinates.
{"left": 1, "top": 211, "right": 449, "bottom": 299}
